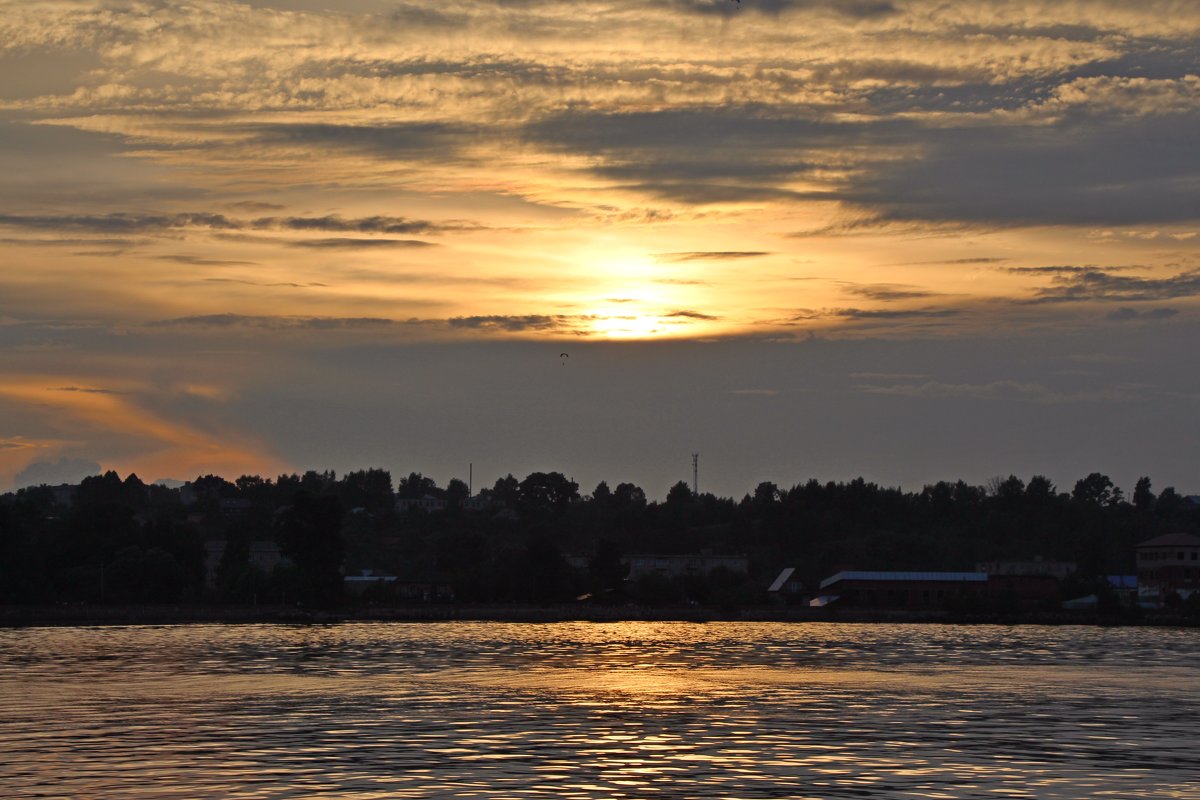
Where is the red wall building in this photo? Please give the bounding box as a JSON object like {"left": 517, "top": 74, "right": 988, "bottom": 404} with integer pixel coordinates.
{"left": 1136, "top": 532, "right": 1200, "bottom": 605}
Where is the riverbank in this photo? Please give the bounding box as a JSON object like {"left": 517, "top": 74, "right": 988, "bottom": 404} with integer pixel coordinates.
{"left": 3, "top": 603, "right": 1197, "bottom": 628}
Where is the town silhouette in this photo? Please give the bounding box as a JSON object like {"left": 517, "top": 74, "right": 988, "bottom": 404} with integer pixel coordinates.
{"left": 3, "top": 468, "right": 1197, "bottom": 621}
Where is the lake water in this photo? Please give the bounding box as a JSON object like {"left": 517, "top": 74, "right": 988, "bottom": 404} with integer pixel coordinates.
{"left": 1, "top": 622, "right": 1197, "bottom": 799}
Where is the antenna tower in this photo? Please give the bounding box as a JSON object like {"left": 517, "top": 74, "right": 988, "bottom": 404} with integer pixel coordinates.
{"left": 692, "top": 453, "right": 699, "bottom": 495}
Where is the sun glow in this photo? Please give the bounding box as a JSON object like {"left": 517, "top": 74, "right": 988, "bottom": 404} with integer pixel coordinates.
{"left": 587, "top": 311, "right": 666, "bottom": 339}
{"left": 578, "top": 280, "right": 687, "bottom": 340}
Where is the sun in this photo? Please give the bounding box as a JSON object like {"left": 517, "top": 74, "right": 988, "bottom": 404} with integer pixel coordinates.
{"left": 588, "top": 311, "right": 665, "bottom": 339}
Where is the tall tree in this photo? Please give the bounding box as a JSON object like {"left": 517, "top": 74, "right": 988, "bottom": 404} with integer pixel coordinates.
{"left": 1133, "top": 476, "right": 1155, "bottom": 512}
{"left": 274, "top": 491, "right": 344, "bottom": 606}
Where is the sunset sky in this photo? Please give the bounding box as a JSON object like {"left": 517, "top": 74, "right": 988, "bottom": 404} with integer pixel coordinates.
{"left": 2, "top": 0, "right": 1199, "bottom": 497}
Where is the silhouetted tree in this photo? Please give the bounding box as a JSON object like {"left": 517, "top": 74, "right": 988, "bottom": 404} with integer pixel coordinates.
{"left": 342, "top": 468, "right": 394, "bottom": 514}
{"left": 753, "top": 481, "right": 780, "bottom": 507}
{"left": 107, "top": 546, "right": 185, "bottom": 603}
{"left": 1133, "top": 476, "right": 1155, "bottom": 512}
{"left": 613, "top": 482, "right": 646, "bottom": 508}
{"left": 1026, "top": 475, "right": 1056, "bottom": 501}
{"left": 1155, "top": 487, "right": 1183, "bottom": 516}
{"left": 588, "top": 539, "right": 626, "bottom": 591}
{"left": 275, "top": 491, "right": 344, "bottom": 606}
{"left": 395, "top": 472, "right": 437, "bottom": 500}
{"left": 666, "top": 480, "right": 694, "bottom": 506}
{"left": 992, "top": 475, "right": 1025, "bottom": 501}
{"left": 521, "top": 535, "right": 570, "bottom": 603}
{"left": 445, "top": 478, "right": 469, "bottom": 508}
{"left": 492, "top": 474, "right": 520, "bottom": 508}
{"left": 518, "top": 472, "right": 579, "bottom": 513}
{"left": 299, "top": 470, "right": 337, "bottom": 495}
{"left": 1073, "top": 473, "right": 1117, "bottom": 507}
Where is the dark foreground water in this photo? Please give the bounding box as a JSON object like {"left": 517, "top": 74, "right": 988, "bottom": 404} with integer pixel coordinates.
{"left": 1, "top": 622, "right": 1198, "bottom": 799}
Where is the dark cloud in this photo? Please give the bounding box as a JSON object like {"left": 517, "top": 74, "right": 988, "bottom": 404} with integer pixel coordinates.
{"left": 845, "top": 112, "right": 1200, "bottom": 226}
{"left": 1030, "top": 268, "right": 1200, "bottom": 303}
{"left": 669, "top": 0, "right": 898, "bottom": 20}
{"left": 787, "top": 306, "right": 960, "bottom": 322}
{"left": 226, "top": 201, "right": 285, "bottom": 212}
{"left": 51, "top": 386, "right": 122, "bottom": 394}
{"left": 786, "top": 217, "right": 977, "bottom": 238}
{"left": 385, "top": 2, "right": 472, "bottom": 29}
{"left": 0, "top": 212, "right": 238, "bottom": 233}
{"left": 888, "top": 256, "right": 1011, "bottom": 266}
{"left": 447, "top": 315, "right": 574, "bottom": 333}
{"left": 203, "top": 278, "right": 328, "bottom": 288}
{"left": 147, "top": 312, "right": 600, "bottom": 335}
{"left": 1007, "top": 265, "right": 1139, "bottom": 275}
{"left": 147, "top": 314, "right": 400, "bottom": 330}
{"left": 14, "top": 457, "right": 102, "bottom": 488}
{"left": 664, "top": 310, "right": 720, "bottom": 320}
{"left": 257, "top": 215, "right": 481, "bottom": 234}
{"left": 313, "top": 54, "right": 569, "bottom": 84}
{"left": 0, "top": 212, "right": 477, "bottom": 239}
{"left": 1106, "top": 306, "right": 1180, "bottom": 321}
{"left": 615, "top": 181, "right": 819, "bottom": 204}
{"left": 0, "top": 236, "right": 140, "bottom": 248}
{"left": 655, "top": 251, "right": 771, "bottom": 262}
{"left": 840, "top": 283, "right": 938, "bottom": 301}
{"left": 527, "top": 66, "right": 1200, "bottom": 225}
{"left": 525, "top": 107, "right": 862, "bottom": 203}
{"left": 284, "top": 238, "right": 437, "bottom": 249}
{"left": 159, "top": 255, "right": 259, "bottom": 266}
{"left": 837, "top": 307, "right": 960, "bottom": 320}
{"left": 245, "top": 122, "right": 475, "bottom": 160}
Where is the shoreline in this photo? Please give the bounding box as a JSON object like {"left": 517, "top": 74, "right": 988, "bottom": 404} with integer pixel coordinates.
{"left": 3, "top": 604, "right": 1196, "bottom": 628}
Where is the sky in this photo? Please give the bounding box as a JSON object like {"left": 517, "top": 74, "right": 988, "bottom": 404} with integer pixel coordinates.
{"left": 2, "top": 0, "right": 1199, "bottom": 499}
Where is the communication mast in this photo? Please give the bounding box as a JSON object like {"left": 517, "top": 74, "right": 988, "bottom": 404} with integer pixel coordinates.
{"left": 692, "top": 453, "right": 699, "bottom": 495}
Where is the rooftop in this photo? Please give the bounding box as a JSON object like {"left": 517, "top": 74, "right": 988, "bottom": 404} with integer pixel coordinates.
{"left": 1136, "top": 533, "right": 1200, "bottom": 548}
{"left": 820, "top": 571, "right": 987, "bottom": 590}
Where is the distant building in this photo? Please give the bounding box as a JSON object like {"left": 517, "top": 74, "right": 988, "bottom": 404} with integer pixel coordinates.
{"left": 984, "top": 573, "right": 1060, "bottom": 608}
{"left": 976, "top": 559, "right": 1076, "bottom": 580}
{"left": 344, "top": 569, "right": 398, "bottom": 596}
{"left": 626, "top": 553, "right": 748, "bottom": 580}
{"left": 1106, "top": 575, "right": 1139, "bottom": 607}
{"left": 1135, "top": 532, "right": 1200, "bottom": 604}
{"left": 394, "top": 581, "right": 455, "bottom": 602}
{"left": 344, "top": 571, "right": 454, "bottom": 602}
{"left": 203, "top": 540, "right": 289, "bottom": 587}
{"left": 767, "top": 567, "right": 806, "bottom": 596}
{"left": 395, "top": 495, "right": 448, "bottom": 513}
{"left": 818, "top": 571, "right": 988, "bottom": 609}
{"left": 463, "top": 494, "right": 493, "bottom": 512}
{"left": 218, "top": 497, "right": 253, "bottom": 516}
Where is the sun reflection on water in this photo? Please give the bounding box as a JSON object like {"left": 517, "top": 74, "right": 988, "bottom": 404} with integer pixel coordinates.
{"left": 1, "top": 622, "right": 1198, "bottom": 799}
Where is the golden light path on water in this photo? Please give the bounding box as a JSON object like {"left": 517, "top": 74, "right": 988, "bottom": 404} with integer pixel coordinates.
{"left": 1, "top": 622, "right": 1198, "bottom": 799}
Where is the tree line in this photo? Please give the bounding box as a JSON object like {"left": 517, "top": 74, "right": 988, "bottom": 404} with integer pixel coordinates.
{"left": 1, "top": 468, "right": 1196, "bottom": 609}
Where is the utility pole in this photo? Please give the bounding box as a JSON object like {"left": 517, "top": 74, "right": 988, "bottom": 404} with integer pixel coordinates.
{"left": 692, "top": 453, "right": 699, "bottom": 496}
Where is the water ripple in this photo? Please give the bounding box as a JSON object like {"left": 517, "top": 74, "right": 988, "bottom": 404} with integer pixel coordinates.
{"left": 1, "top": 622, "right": 1198, "bottom": 798}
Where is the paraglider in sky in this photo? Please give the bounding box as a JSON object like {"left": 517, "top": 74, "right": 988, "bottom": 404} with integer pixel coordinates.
{"left": 560, "top": 352, "right": 569, "bottom": 365}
